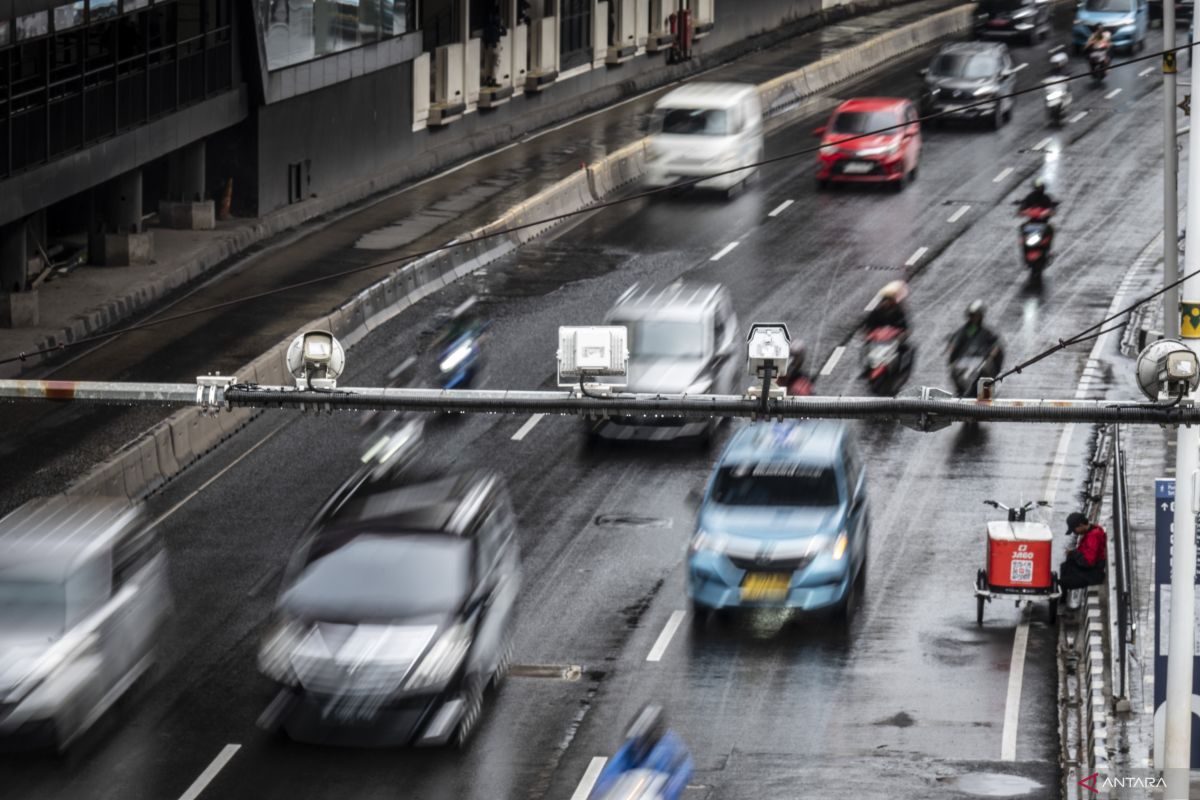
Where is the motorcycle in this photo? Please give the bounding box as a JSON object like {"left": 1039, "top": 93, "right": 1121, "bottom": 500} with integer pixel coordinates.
{"left": 950, "top": 347, "right": 1002, "bottom": 399}
{"left": 435, "top": 320, "right": 490, "bottom": 390}
{"left": 1043, "top": 79, "right": 1071, "bottom": 127}
{"left": 1087, "top": 45, "right": 1110, "bottom": 84}
{"left": 1017, "top": 205, "right": 1055, "bottom": 283}
{"left": 861, "top": 325, "right": 914, "bottom": 395}
{"left": 358, "top": 357, "right": 425, "bottom": 480}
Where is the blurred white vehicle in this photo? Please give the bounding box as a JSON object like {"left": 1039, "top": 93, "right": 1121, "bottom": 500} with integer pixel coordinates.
{"left": 0, "top": 497, "right": 169, "bottom": 750}
{"left": 644, "top": 82, "right": 764, "bottom": 197}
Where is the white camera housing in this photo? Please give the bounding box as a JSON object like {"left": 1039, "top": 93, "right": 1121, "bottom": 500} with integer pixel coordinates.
{"left": 287, "top": 330, "right": 346, "bottom": 389}
{"left": 1136, "top": 338, "right": 1200, "bottom": 400}
{"left": 746, "top": 323, "right": 791, "bottom": 378}
{"left": 558, "top": 326, "right": 629, "bottom": 387}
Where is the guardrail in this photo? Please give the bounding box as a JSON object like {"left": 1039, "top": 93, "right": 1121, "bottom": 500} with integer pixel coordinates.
{"left": 1111, "top": 424, "right": 1135, "bottom": 706}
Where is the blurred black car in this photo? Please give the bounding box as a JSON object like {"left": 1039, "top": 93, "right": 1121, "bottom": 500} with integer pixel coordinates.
{"left": 258, "top": 470, "right": 520, "bottom": 747}
{"left": 1149, "top": 0, "right": 1194, "bottom": 21}
{"left": 919, "top": 42, "right": 1020, "bottom": 129}
{"left": 974, "top": 0, "right": 1052, "bottom": 43}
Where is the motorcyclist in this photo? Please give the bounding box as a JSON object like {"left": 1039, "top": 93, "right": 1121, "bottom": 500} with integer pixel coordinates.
{"left": 948, "top": 300, "right": 1004, "bottom": 370}
{"left": 589, "top": 705, "right": 694, "bottom": 800}
{"left": 862, "top": 280, "right": 910, "bottom": 333}
{"left": 1085, "top": 23, "right": 1112, "bottom": 67}
{"left": 434, "top": 296, "right": 485, "bottom": 350}
{"left": 776, "top": 340, "right": 815, "bottom": 397}
{"left": 1018, "top": 177, "right": 1056, "bottom": 213}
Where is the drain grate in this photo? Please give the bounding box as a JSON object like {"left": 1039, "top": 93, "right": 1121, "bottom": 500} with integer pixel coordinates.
{"left": 594, "top": 514, "right": 673, "bottom": 529}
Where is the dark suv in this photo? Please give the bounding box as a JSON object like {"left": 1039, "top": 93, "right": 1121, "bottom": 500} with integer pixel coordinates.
{"left": 975, "top": 0, "right": 1052, "bottom": 43}
{"left": 919, "top": 42, "right": 1019, "bottom": 130}
{"left": 258, "top": 469, "right": 521, "bottom": 748}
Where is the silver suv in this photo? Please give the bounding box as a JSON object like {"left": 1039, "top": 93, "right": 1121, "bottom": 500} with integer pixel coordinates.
{"left": 590, "top": 282, "right": 740, "bottom": 442}
{"left": 0, "top": 497, "right": 169, "bottom": 750}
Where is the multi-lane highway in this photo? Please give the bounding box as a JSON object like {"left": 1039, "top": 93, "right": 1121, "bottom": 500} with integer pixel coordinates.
{"left": 3, "top": 6, "right": 1175, "bottom": 799}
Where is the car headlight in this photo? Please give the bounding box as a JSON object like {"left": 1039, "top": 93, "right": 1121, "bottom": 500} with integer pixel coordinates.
{"left": 1025, "top": 233, "right": 1043, "bottom": 247}
{"left": 855, "top": 141, "right": 900, "bottom": 157}
{"left": 973, "top": 86, "right": 996, "bottom": 97}
{"left": 258, "top": 620, "right": 307, "bottom": 685}
{"left": 1012, "top": 7, "right": 1036, "bottom": 18}
{"left": 405, "top": 624, "right": 471, "bottom": 689}
{"left": 1073, "top": 16, "right": 1084, "bottom": 25}
{"left": 689, "top": 529, "right": 730, "bottom": 555}
{"left": 831, "top": 532, "right": 849, "bottom": 561}
{"left": 439, "top": 342, "right": 473, "bottom": 373}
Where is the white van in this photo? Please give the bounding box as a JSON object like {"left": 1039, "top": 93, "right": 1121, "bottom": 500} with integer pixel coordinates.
{"left": 644, "top": 82, "right": 764, "bottom": 198}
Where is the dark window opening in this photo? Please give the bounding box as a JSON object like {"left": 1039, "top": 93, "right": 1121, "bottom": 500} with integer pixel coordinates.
{"left": 560, "top": 0, "right": 591, "bottom": 71}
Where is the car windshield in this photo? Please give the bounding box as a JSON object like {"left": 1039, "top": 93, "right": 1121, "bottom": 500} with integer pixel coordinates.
{"left": 931, "top": 53, "right": 1000, "bottom": 79}
{"left": 980, "top": 0, "right": 1025, "bottom": 10}
{"left": 1083, "top": 0, "right": 1130, "bottom": 10}
{"left": 654, "top": 107, "right": 729, "bottom": 136}
{"left": 282, "top": 535, "right": 470, "bottom": 621}
{"left": 711, "top": 463, "right": 841, "bottom": 507}
{"left": 0, "top": 577, "right": 65, "bottom": 635}
{"left": 830, "top": 110, "right": 900, "bottom": 134}
{"left": 624, "top": 320, "right": 705, "bottom": 359}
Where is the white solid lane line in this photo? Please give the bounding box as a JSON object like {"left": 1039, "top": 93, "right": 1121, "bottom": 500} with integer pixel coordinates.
{"left": 768, "top": 199, "right": 795, "bottom": 217}
{"left": 904, "top": 246, "right": 928, "bottom": 266}
{"left": 179, "top": 745, "right": 241, "bottom": 800}
{"left": 647, "top": 610, "right": 687, "bottom": 662}
{"left": 570, "top": 757, "right": 609, "bottom": 800}
{"left": 820, "top": 346, "right": 846, "bottom": 377}
{"left": 1032, "top": 136, "right": 1052, "bottom": 151}
{"left": 1000, "top": 605, "right": 1032, "bottom": 761}
{"left": 947, "top": 204, "right": 971, "bottom": 223}
{"left": 1104, "top": 87, "right": 1122, "bottom": 100}
{"left": 1049, "top": 44, "right": 1065, "bottom": 53}
{"left": 993, "top": 167, "right": 1014, "bottom": 183}
{"left": 148, "top": 425, "right": 287, "bottom": 532}
{"left": 1068, "top": 110, "right": 1088, "bottom": 124}
{"left": 1012, "top": 62, "right": 1028, "bottom": 73}
{"left": 512, "top": 413, "right": 546, "bottom": 441}
{"left": 711, "top": 242, "right": 739, "bottom": 261}
{"left": 1139, "top": 66, "right": 1156, "bottom": 77}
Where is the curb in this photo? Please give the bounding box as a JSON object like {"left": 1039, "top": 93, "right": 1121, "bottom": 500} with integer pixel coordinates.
{"left": 63, "top": 5, "right": 975, "bottom": 505}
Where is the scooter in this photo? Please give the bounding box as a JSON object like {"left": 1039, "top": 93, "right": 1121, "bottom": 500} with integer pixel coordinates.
{"left": 437, "top": 327, "right": 484, "bottom": 389}
{"left": 358, "top": 357, "right": 426, "bottom": 480}
{"left": 1044, "top": 53, "right": 1072, "bottom": 127}
{"left": 861, "top": 326, "right": 914, "bottom": 395}
{"left": 950, "top": 348, "right": 1002, "bottom": 399}
{"left": 1017, "top": 205, "right": 1055, "bottom": 284}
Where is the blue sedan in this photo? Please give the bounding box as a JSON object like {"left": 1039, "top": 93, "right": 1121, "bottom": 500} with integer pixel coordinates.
{"left": 1072, "top": 0, "right": 1149, "bottom": 53}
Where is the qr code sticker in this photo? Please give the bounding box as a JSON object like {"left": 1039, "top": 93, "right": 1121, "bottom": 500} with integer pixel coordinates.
{"left": 1010, "top": 560, "right": 1033, "bottom": 583}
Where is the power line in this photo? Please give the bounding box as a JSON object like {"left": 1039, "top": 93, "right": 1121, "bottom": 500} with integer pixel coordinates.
{"left": 2, "top": 38, "right": 1191, "bottom": 369}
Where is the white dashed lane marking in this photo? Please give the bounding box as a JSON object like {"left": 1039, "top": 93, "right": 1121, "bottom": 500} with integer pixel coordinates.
{"left": 711, "top": 242, "right": 739, "bottom": 261}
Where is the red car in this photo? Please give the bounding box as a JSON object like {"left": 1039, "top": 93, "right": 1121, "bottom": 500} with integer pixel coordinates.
{"left": 814, "top": 98, "right": 922, "bottom": 191}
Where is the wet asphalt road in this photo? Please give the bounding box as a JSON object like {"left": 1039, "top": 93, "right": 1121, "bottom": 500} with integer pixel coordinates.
{"left": 2, "top": 7, "right": 1181, "bottom": 800}
{"left": 0, "top": 0, "right": 961, "bottom": 521}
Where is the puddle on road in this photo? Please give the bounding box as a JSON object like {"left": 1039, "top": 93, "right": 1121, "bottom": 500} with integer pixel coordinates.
{"left": 941, "top": 773, "right": 1043, "bottom": 797}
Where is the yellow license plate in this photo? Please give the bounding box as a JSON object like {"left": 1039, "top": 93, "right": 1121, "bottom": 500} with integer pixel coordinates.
{"left": 740, "top": 572, "right": 791, "bottom": 602}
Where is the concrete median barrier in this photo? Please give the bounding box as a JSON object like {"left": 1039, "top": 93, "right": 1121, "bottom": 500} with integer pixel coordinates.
{"left": 62, "top": 3, "right": 976, "bottom": 504}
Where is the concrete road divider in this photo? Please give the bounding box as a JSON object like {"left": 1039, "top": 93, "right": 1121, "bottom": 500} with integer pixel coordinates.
{"left": 63, "top": 5, "right": 974, "bottom": 504}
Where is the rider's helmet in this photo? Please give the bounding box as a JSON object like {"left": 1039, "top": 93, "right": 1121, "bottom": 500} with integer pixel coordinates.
{"left": 1049, "top": 52, "right": 1068, "bottom": 71}
{"left": 966, "top": 299, "right": 985, "bottom": 323}
{"left": 625, "top": 704, "right": 667, "bottom": 763}
{"left": 1092, "top": 22, "right": 1103, "bottom": 32}
{"left": 1032, "top": 176, "right": 1046, "bottom": 192}
{"left": 879, "top": 279, "right": 909, "bottom": 305}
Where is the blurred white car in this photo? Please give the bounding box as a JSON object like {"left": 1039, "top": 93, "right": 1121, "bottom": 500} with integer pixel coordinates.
{"left": 0, "top": 497, "right": 169, "bottom": 750}
{"left": 644, "top": 82, "right": 764, "bottom": 197}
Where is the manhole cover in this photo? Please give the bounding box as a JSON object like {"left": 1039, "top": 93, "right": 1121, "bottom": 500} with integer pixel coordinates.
{"left": 594, "top": 514, "right": 673, "bottom": 529}
{"left": 941, "top": 773, "right": 1042, "bottom": 797}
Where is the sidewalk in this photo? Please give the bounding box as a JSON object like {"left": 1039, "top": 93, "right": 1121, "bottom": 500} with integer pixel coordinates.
{"left": 0, "top": 0, "right": 963, "bottom": 379}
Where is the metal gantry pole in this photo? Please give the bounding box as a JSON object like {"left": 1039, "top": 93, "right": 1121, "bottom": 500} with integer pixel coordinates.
{"left": 1166, "top": 0, "right": 1181, "bottom": 336}
{"left": 1165, "top": 38, "right": 1200, "bottom": 790}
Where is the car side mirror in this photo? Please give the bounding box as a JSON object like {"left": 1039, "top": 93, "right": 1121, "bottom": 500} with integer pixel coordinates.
{"left": 812, "top": 125, "right": 827, "bottom": 137}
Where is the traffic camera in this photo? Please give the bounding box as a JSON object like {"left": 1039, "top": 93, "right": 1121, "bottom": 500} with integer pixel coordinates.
{"left": 558, "top": 326, "right": 629, "bottom": 388}
{"left": 1136, "top": 338, "right": 1200, "bottom": 401}
{"left": 286, "top": 330, "right": 345, "bottom": 389}
{"left": 746, "top": 323, "right": 791, "bottom": 379}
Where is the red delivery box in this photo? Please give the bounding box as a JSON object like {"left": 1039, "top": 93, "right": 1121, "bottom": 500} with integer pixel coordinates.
{"left": 985, "top": 520, "right": 1053, "bottom": 589}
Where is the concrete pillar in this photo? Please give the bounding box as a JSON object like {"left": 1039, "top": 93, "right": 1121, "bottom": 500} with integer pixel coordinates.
{"left": 160, "top": 141, "right": 215, "bottom": 230}
{"left": 90, "top": 169, "right": 154, "bottom": 265}
{"left": 0, "top": 219, "right": 38, "bottom": 328}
